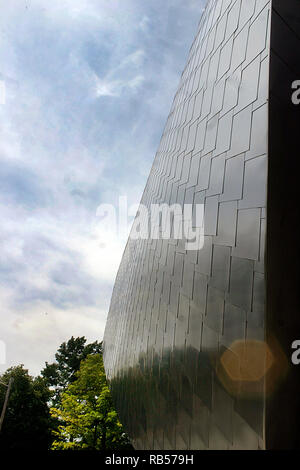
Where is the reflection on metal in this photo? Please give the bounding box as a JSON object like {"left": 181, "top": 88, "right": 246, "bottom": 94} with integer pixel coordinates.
{"left": 103, "top": 0, "right": 300, "bottom": 450}
{"left": 220, "top": 341, "right": 273, "bottom": 394}
{"left": 218, "top": 338, "right": 289, "bottom": 399}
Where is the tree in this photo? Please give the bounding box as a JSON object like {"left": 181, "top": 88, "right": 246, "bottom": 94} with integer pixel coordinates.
{"left": 50, "top": 354, "right": 132, "bottom": 450}
{"left": 41, "top": 336, "right": 102, "bottom": 406}
{"left": 0, "top": 365, "right": 53, "bottom": 450}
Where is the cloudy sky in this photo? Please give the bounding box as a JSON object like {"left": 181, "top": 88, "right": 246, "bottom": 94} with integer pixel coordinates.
{"left": 0, "top": 0, "right": 205, "bottom": 375}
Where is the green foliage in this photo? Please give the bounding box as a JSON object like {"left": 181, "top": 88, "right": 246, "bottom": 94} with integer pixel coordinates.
{"left": 41, "top": 336, "right": 102, "bottom": 406}
{"left": 50, "top": 354, "right": 132, "bottom": 450}
{"left": 0, "top": 365, "right": 53, "bottom": 450}
{"left": 0, "top": 337, "right": 131, "bottom": 451}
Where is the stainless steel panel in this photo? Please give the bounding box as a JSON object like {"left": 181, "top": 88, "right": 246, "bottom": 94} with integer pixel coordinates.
{"left": 231, "top": 25, "right": 248, "bottom": 71}
{"left": 204, "top": 195, "right": 219, "bottom": 236}
{"left": 254, "top": 216, "right": 265, "bottom": 274}
{"left": 232, "top": 208, "right": 261, "bottom": 260}
{"left": 196, "top": 154, "right": 211, "bottom": 190}
{"left": 193, "top": 90, "right": 204, "bottom": 121}
{"left": 225, "top": 0, "right": 241, "bottom": 41}
{"left": 218, "top": 36, "right": 233, "bottom": 79}
{"left": 215, "top": 111, "right": 233, "bottom": 156}
{"left": 194, "top": 118, "right": 206, "bottom": 153}
{"left": 195, "top": 235, "right": 213, "bottom": 276}
{"left": 220, "top": 154, "right": 244, "bottom": 202}
{"left": 237, "top": 57, "right": 260, "bottom": 111}
{"left": 212, "top": 379, "right": 234, "bottom": 443}
{"left": 186, "top": 303, "right": 203, "bottom": 350}
{"left": 186, "top": 120, "right": 198, "bottom": 154}
{"left": 186, "top": 154, "right": 200, "bottom": 188}
{"left": 205, "top": 286, "right": 225, "bottom": 333}
{"left": 214, "top": 12, "right": 227, "bottom": 49}
{"left": 202, "top": 85, "right": 214, "bottom": 118}
{"left": 210, "top": 244, "right": 231, "bottom": 291}
{"left": 222, "top": 301, "right": 246, "bottom": 347}
{"left": 229, "top": 257, "right": 254, "bottom": 310}
{"left": 246, "top": 6, "right": 269, "bottom": 63}
{"left": 203, "top": 114, "right": 219, "bottom": 154}
{"left": 214, "top": 201, "right": 237, "bottom": 246}
{"left": 229, "top": 105, "right": 252, "bottom": 157}
{"left": 246, "top": 104, "right": 268, "bottom": 160}
{"left": 239, "top": 0, "right": 256, "bottom": 29}
{"left": 211, "top": 79, "right": 226, "bottom": 116}
{"left": 206, "top": 155, "right": 225, "bottom": 196}
{"left": 208, "top": 50, "right": 220, "bottom": 86}
{"left": 239, "top": 154, "right": 267, "bottom": 208}
{"left": 222, "top": 69, "right": 241, "bottom": 115}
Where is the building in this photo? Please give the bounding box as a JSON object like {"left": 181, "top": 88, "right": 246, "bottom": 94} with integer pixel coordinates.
{"left": 103, "top": 0, "right": 300, "bottom": 450}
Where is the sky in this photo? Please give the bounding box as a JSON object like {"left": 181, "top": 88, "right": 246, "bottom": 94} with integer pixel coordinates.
{"left": 0, "top": 0, "right": 205, "bottom": 375}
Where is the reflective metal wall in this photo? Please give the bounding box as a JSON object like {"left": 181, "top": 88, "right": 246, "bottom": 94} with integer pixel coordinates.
{"left": 103, "top": 0, "right": 294, "bottom": 450}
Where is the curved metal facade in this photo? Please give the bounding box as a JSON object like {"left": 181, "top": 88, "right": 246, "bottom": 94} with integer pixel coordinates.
{"left": 103, "top": 0, "right": 300, "bottom": 450}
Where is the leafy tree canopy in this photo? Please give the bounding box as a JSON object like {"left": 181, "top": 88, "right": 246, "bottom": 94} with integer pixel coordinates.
{"left": 50, "top": 354, "right": 132, "bottom": 451}
{"left": 41, "top": 336, "right": 102, "bottom": 405}
{"left": 0, "top": 338, "right": 131, "bottom": 451}
{"left": 0, "top": 365, "right": 53, "bottom": 450}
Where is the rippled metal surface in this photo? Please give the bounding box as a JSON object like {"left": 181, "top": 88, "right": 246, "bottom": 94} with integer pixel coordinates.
{"left": 103, "top": 0, "right": 296, "bottom": 450}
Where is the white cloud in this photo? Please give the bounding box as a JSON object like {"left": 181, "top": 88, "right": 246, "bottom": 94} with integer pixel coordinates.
{"left": 138, "top": 15, "right": 150, "bottom": 33}
{"left": 95, "top": 79, "right": 120, "bottom": 97}
{"left": 95, "top": 74, "right": 144, "bottom": 98}
{"left": 94, "top": 48, "right": 145, "bottom": 98}
{"left": 119, "top": 49, "right": 145, "bottom": 68}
